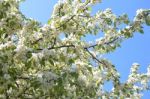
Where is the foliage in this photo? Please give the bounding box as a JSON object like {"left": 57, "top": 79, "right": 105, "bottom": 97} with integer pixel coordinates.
{"left": 0, "top": 0, "right": 150, "bottom": 98}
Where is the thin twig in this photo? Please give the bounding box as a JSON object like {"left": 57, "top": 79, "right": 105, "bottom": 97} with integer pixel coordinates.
{"left": 84, "top": 48, "right": 104, "bottom": 65}
{"left": 31, "top": 38, "right": 43, "bottom": 45}
{"left": 36, "top": 44, "right": 75, "bottom": 50}
{"left": 84, "top": 37, "right": 119, "bottom": 49}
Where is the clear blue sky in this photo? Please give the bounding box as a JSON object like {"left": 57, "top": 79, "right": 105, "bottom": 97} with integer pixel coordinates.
{"left": 20, "top": 0, "right": 150, "bottom": 98}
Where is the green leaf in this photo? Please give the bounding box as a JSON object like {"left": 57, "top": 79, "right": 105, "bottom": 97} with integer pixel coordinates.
{"left": 47, "top": 19, "right": 52, "bottom": 24}
{"left": 48, "top": 59, "right": 54, "bottom": 66}
{"left": 31, "top": 79, "right": 41, "bottom": 89}
{"left": 40, "top": 58, "right": 45, "bottom": 66}
{"left": 25, "top": 59, "right": 32, "bottom": 69}
{"left": 146, "top": 15, "right": 150, "bottom": 26}
{"left": 87, "top": 7, "right": 92, "bottom": 11}
{"left": 68, "top": 59, "right": 74, "bottom": 64}
{"left": 57, "top": 77, "right": 63, "bottom": 85}
{"left": 87, "top": 66, "right": 92, "bottom": 74}
{"left": 0, "top": 86, "right": 5, "bottom": 94}
{"left": 70, "top": 72, "right": 78, "bottom": 79}
{"left": 139, "top": 29, "right": 144, "bottom": 34}
{"left": 106, "top": 18, "right": 112, "bottom": 25}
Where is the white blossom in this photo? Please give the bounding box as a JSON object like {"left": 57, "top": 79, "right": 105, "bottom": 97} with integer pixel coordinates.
{"left": 4, "top": 74, "right": 11, "bottom": 80}
{"left": 78, "top": 74, "right": 87, "bottom": 85}
{"left": 147, "top": 66, "right": 150, "bottom": 77}
{"left": 0, "top": 0, "right": 150, "bottom": 98}
{"left": 0, "top": 41, "right": 14, "bottom": 50}
{"left": 90, "top": 0, "right": 101, "bottom": 4}
{"left": 60, "top": 15, "right": 70, "bottom": 22}
{"left": 136, "top": 9, "right": 145, "bottom": 15}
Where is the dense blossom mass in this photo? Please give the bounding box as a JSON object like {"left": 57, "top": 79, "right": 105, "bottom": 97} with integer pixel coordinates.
{"left": 0, "top": 0, "right": 150, "bottom": 98}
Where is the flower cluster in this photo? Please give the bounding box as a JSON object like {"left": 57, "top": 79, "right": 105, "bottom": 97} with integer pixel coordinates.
{"left": 0, "top": 0, "right": 150, "bottom": 98}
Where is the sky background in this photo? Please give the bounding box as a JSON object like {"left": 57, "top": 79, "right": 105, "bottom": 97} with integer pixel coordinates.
{"left": 20, "top": 0, "right": 150, "bottom": 98}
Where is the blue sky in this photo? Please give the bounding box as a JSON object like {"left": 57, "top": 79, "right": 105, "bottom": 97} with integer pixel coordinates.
{"left": 20, "top": 0, "right": 150, "bottom": 98}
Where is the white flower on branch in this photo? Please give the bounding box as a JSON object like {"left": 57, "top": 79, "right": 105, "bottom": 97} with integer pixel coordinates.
{"left": 0, "top": 0, "right": 150, "bottom": 98}
{"left": 147, "top": 66, "right": 150, "bottom": 77}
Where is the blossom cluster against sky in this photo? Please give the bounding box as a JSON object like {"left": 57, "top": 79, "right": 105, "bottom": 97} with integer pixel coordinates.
{"left": 20, "top": 0, "right": 150, "bottom": 98}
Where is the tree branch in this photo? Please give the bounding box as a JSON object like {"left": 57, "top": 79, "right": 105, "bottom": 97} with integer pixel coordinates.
{"left": 84, "top": 37, "right": 120, "bottom": 49}
{"left": 36, "top": 44, "right": 75, "bottom": 51}
{"left": 31, "top": 38, "right": 43, "bottom": 45}
{"left": 56, "top": 15, "right": 76, "bottom": 30}
{"left": 84, "top": 48, "right": 105, "bottom": 66}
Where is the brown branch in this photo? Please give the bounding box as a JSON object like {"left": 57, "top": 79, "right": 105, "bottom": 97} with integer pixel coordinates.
{"left": 31, "top": 38, "right": 43, "bottom": 45}
{"left": 84, "top": 48, "right": 104, "bottom": 65}
{"left": 33, "top": 37, "right": 119, "bottom": 69}
{"left": 17, "top": 76, "right": 30, "bottom": 80}
{"left": 36, "top": 44, "right": 75, "bottom": 51}
{"left": 84, "top": 37, "right": 120, "bottom": 49}
{"left": 35, "top": 36, "right": 119, "bottom": 53}
{"left": 48, "top": 44, "right": 75, "bottom": 50}
{"left": 78, "top": 15, "right": 90, "bottom": 18}
{"left": 52, "top": 37, "right": 56, "bottom": 47}
{"left": 15, "top": 81, "right": 19, "bottom": 88}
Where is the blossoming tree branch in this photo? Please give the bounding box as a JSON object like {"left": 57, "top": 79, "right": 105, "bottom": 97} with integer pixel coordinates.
{"left": 0, "top": 0, "right": 150, "bottom": 98}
